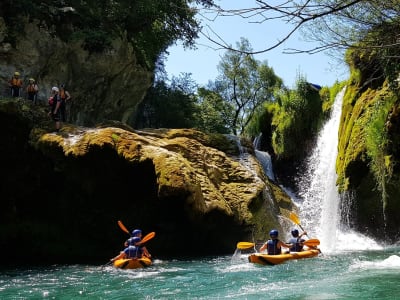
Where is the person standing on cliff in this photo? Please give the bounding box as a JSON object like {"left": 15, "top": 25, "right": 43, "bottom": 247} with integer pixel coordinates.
{"left": 26, "top": 78, "right": 39, "bottom": 104}
{"left": 59, "top": 84, "right": 71, "bottom": 121}
{"left": 9, "top": 71, "right": 23, "bottom": 97}
{"left": 48, "top": 86, "right": 62, "bottom": 132}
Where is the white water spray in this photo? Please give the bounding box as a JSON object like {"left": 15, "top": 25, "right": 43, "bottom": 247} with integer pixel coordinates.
{"left": 295, "top": 88, "right": 381, "bottom": 253}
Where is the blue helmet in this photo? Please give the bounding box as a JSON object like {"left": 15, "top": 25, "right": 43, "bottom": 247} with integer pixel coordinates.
{"left": 269, "top": 229, "right": 279, "bottom": 238}
{"left": 129, "top": 237, "right": 141, "bottom": 245}
{"left": 131, "top": 229, "right": 142, "bottom": 236}
{"left": 291, "top": 229, "right": 299, "bottom": 237}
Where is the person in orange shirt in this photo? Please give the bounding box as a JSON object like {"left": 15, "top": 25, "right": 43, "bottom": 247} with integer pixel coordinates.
{"left": 9, "top": 71, "right": 23, "bottom": 97}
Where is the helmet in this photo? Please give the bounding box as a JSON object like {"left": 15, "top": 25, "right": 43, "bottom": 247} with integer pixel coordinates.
{"left": 129, "top": 237, "right": 141, "bottom": 245}
{"left": 269, "top": 229, "right": 278, "bottom": 238}
{"left": 52, "top": 86, "right": 59, "bottom": 92}
{"left": 60, "top": 84, "right": 65, "bottom": 88}
{"left": 14, "top": 72, "right": 20, "bottom": 76}
{"left": 29, "top": 78, "right": 35, "bottom": 82}
{"left": 132, "top": 229, "right": 142, "bottom": 236}
{"left": 291, "top": 229, "right": 299, "bottom": 237}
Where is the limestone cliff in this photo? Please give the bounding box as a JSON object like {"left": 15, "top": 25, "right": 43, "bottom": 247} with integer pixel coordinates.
{"left": 0, "top": 17, "right": 152, "bottom": 126}
{"left": 337, "top": 77, "right": 400, "bottom": 241}
{"left": 0, "top": 99, "right": 294, "bottom": 264}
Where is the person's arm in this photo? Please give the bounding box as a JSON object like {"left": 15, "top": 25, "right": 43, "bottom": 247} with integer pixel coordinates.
{"left": 110, "top": 251, "right": 125, "bottom": 262}
{"left": 278, "top": 240, "right": 292, "bottom": 249}
{"left": 142, "top": 246, "right": 151, "bottom": 258}
{"left": 259, "top": 243, "right": 267, "bottom": 252}
{"left": 65, "top": 91, "right": 71, "bottom": 101}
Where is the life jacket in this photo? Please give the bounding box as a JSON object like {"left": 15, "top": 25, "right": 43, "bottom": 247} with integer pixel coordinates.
{"left": 289, "top": 237, "right": 304, "bottom": 252}
{"left": 60, "top": 89, "right": 66, "bottom": 100}
{"left": 267, "top": 239, "right": 281, "bottom": 255}
{"left": 27, "top": 84, "right": 37, "bottom": 93}
{"left": 11, "top": 77, "right": 22, "bottom": 87}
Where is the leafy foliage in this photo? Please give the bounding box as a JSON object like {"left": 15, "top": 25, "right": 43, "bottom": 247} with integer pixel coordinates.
{"left": 134, "top": 74, "right": 200, "bottom": 129}
{"left": 0, "top": 0, "right": 214, "bottom": 68}
{"left": 269, "top": 75, "right": 323, "bottom": 159}
{"left": 213, "top": 38, "right": 283, "bottom": 135}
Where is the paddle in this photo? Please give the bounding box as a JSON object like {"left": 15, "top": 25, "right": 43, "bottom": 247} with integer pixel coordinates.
{"left": 303, "top": 239, "right": 320, "bottom": 247}
{"left": 139, "top": 232, "right": 156, "bottom": 245}
{"left": 118, "top": 220, "right": 131, "bottom": 235}
{"left": 289, "top": 212, "right": 307, "bottom": 234}
{"left": 236, "top": 242, "right": 255, "bottom": 250}
{"left": 118, "top": 221, "right": 155, "bottom": 244}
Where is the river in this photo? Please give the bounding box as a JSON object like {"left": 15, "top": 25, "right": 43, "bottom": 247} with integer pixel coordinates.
{"left": 1, "top": 245, "right": 400, "bottom": 299}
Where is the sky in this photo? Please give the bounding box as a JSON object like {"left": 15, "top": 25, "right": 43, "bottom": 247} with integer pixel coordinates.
{"left": 164, "top": 1, "right": 349, "bottom": 89}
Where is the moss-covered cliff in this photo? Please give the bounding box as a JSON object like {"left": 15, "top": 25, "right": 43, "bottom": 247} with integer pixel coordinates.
{"left": 0, "top": 98, "right": 294, "bottom": 265}
{"left": 337, "top": 48, "right": 400, "bottom": 241}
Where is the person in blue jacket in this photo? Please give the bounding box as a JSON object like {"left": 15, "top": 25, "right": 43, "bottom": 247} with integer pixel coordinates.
{"left": 124, "top": 229, "right": 151, "bottom": 258}
{"left": 288, "top": 229, "right": 307, "bottom": 252}
{"left": 259, "top": 229, "right": 292, "bottom": 255}
{"left": 111, "top": 237, "right": 143, "bottom": 262}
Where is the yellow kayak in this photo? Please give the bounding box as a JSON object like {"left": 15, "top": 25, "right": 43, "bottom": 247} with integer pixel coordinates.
{"left": 113, "top": 257, "right": 152, "bottom": 269}
{"left": 248, "top": 249, "right": 320, "bottom": 266}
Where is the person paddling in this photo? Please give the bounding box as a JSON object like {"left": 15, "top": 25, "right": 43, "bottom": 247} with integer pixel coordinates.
{"left": 288, "top": 229, "right": 307, "bottom": 252}
{"left": 260, "top": 229, "right": 292, "bottom": 255}
{"left": 124, "top": 229, "right": 151, "bottom": 258}
{"left": 111, "top": 237, "right": 143, "bottom": 262}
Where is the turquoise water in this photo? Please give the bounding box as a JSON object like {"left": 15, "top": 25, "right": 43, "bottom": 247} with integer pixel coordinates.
{"left": 1, "top": 246, "right": 400, "bottom": 299}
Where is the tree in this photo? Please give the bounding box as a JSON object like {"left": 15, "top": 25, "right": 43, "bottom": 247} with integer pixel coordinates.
{"left": 200, "top": 1, "right": 400, "bottom": 55}
{"left": 134, "top": 74, "right": 200, "bottom": 129}
{"left": 213, "top": 38, "right": 282, "bottom": 135}
{"left": 0, "top": 0, "right": 215, "bottom": 69}
{"left": 195, "top": 87, "right": 234, "bottom": 134}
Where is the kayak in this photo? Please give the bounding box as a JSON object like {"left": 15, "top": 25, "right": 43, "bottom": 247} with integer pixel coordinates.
{"left": 113, "top": 257, "right": 152, "bottom": 269}
{"left": 248, "top": 249, "right": 320, "bottom": 266}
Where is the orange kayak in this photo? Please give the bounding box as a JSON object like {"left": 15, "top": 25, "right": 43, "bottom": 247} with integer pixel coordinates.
{"left": 248, "top": 249, "right": 320, "bottom": 266}
{"left": 113, "top": 257, "right": 152, "bottom": 269}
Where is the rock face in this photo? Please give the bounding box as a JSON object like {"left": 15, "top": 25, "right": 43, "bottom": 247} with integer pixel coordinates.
{"left": 0, "top": 17, "right": 152, "bottom": 126}
{"left": 0, "top": 99, "right": 294, "bottom": 264}
{"left": 337, "top": 81, "right": 400, "bottom": 242}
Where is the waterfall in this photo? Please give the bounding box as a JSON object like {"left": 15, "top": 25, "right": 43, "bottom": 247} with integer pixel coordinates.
{"left": 253, "top": 134, "right": 275, "bottom": 181}
{"left": 294, "top": 87, "right": 381, "bottom": 253}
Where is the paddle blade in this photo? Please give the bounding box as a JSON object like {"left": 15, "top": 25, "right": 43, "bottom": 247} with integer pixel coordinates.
{"left": 304, "top": 239, "right": 320, "bottom": 247}
{"left": 289, "top": 212, "right": 300, "bottom": 225}
{"left": 140, "top": 232, "right": 156, "bottom": 244}
{"left": 236, "top": 242, "right": 255, "bottom": 250}
{"left": 118, "top": 220, "right": 130, "bottom": 235}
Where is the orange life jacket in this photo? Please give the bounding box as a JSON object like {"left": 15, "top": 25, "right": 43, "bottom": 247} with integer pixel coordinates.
{"left": 11, "top": 77, "right": 23, "bottom": 87}
{"left": 27, "top": 84, "right": 37, "bottom": 93}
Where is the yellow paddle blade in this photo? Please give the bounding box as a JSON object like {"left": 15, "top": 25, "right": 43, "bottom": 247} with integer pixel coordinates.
{"left": 304, "top": 239, "right": 320, "bottom": 247}
{"left": 117, "top": 220, "right": 130, "bottom": 235}
{"left": 289, "top": 212, "right": 300, "bottom": 225}
{"left": 236, "top": 242, "right": 255, "bottom": 250}
{"left": 140, "top": 232, "right": 156, "bottom": 244}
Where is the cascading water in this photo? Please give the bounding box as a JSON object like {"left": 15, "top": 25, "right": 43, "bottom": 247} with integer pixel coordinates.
{"left": 295, "top": 87, "right": 381, "bottom": 253}
{"left": 253, "top": 134, "right": 275, "bottom": 181}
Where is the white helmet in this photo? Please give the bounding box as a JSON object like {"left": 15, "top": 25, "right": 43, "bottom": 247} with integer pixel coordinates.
{"left": 52, "top": 86, "right": 59, "bottom": 92}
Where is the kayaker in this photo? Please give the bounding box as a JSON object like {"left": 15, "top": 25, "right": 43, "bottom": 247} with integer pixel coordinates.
{"left": 124, "top": 229, "right": 152, "bottom": 258}
{"left": 288, "top": 229, "right": 307, "bottom": 252}
{"left": 124, "top": 229, "right": 143, "bottom": 247}
{"left": 259, "top": 229, "right": 292, "bottom": 255}
{"left": 111, "top": 237, "right": 143, "bottom": 262}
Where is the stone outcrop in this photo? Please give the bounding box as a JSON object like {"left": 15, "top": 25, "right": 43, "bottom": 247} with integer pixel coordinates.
{"left": 0, "top": 17, "right": 152, "bottom": 126}
{"left": 0, "top": 99, "right": 294, "bottom": 264}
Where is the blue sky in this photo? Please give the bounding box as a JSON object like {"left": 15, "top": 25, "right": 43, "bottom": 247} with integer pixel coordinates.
{"left": 164, "top": 1, "right": 349, "bottom": 89}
